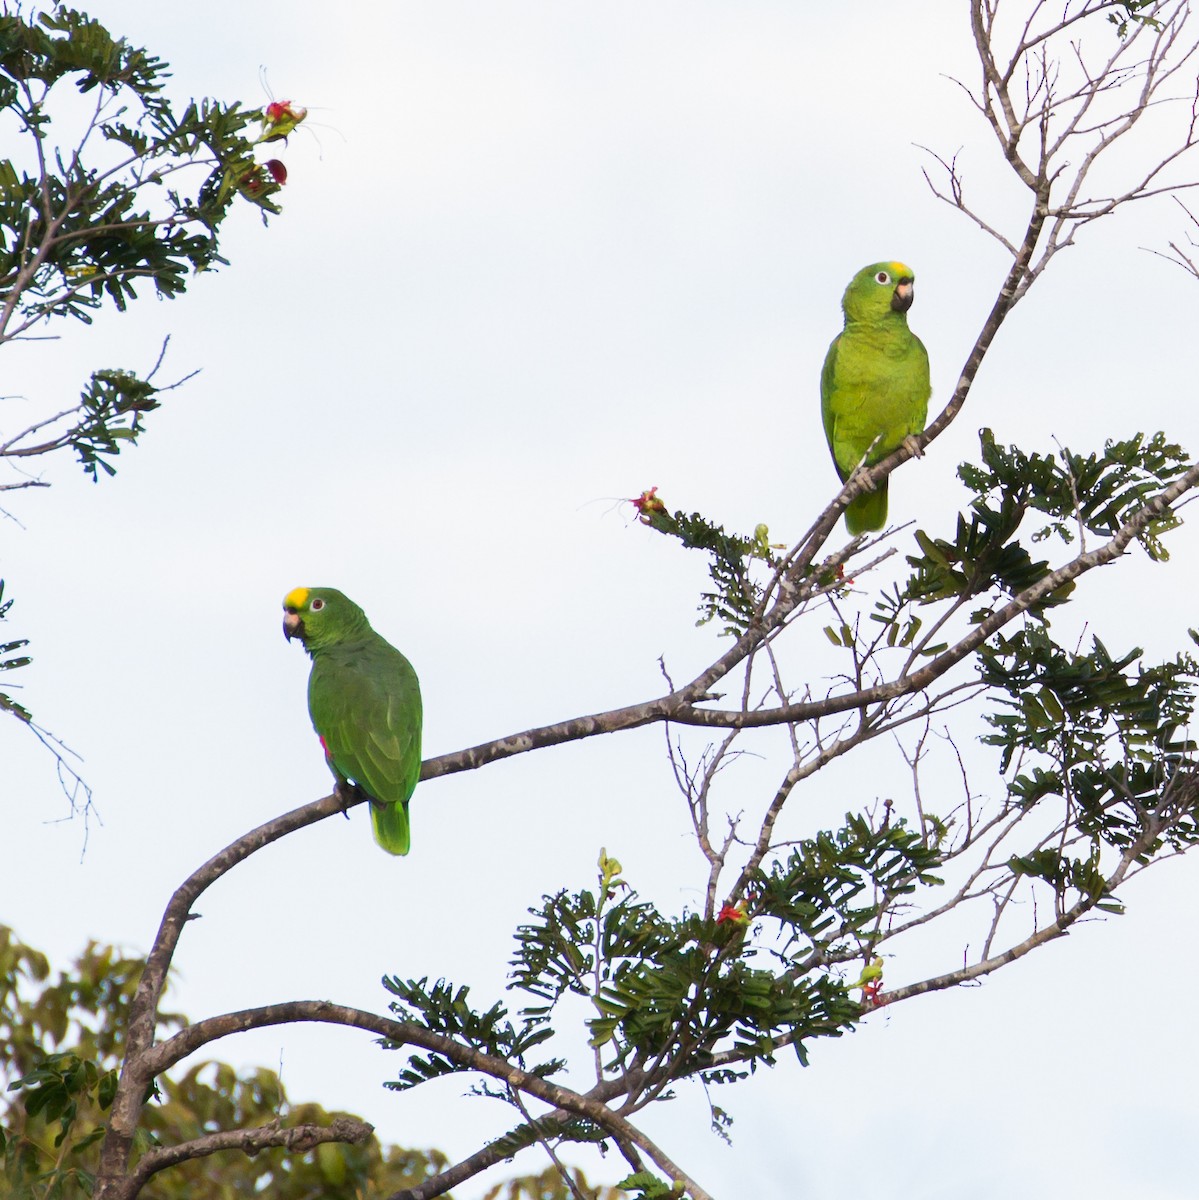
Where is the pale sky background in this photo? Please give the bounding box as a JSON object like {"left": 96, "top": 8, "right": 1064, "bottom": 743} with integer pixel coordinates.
{"left": 4, "top": 2, "right": 1199, "bottom": 1197}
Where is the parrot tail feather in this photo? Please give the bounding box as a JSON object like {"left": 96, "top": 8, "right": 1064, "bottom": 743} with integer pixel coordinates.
{"left": 370, "top": 800, "right": 411, "bottom": 856}
{"left": 845, "top": 480, "right": 889, "bottom": 535}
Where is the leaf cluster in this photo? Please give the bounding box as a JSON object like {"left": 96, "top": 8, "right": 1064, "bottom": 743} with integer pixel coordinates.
{"left": 756, "top": 814, "right": 944, "bottom": 967}
{"left": 0, "top": 579, "right": 32, "bottom": 723}
{"left": 958, "top": 429, "right": 1187, "bottom": 559}
{"left": 980, "top": 626, "right": 1199, "bottom": 863}
{"left": 382, "top": 976, "right": 563, "bottom": 1092}
{"left": 70, "top": 369, "right": 159, "bottom": 479}
{"left": 1109, "top": 0, "right": 1164, "bottom": 36}
{"left": 509, "top": 819, "right": 942, "bottom": 1078}
{"left": 867, "top": 430, "right": 1188, "bottom": 657}
{"left": 634, "top": 494, "right": 777, "bottom": 634}
{"left": 615, "top": 1170, "right": 685, "bottom": 1199}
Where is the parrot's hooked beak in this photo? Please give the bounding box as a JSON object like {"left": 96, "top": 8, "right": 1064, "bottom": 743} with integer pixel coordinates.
{"left": 891, "top": 278, "right": 915, "bottom": 312}
{"left": 283, "top": 610, "right": 304, "bottom": 642}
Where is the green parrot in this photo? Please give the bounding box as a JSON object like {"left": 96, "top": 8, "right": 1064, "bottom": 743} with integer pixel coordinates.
{"left": 821, "top": 260, "right": 931, "bottom": 534}
{"left": 283, "top": 586, "right": 422, "bottom": 856}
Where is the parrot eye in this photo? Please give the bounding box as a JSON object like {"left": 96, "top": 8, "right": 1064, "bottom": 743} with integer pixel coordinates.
{"left": 310, "top": 598, "right": 326, "bottom": 612}
{"left": 875, "top": 270, "right": 891, "bottom": 285}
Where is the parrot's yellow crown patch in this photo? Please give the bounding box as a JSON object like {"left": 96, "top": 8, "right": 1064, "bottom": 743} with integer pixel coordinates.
{"left": 888, "top": 261, "right": 913, "bottom": 279}
{"left": 284, "top": 586, "right": 310, "bottom": 610}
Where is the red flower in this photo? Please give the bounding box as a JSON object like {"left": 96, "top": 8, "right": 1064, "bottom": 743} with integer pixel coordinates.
{"left": 630, "top": 485, "right": 680, "bottom": 536}
{"left": 632, "top": 486, "right": 665, "bottom": 523}
{"left": 265, "top": 159, "right": 288, "bottom": 184}
{"left": 861, "top": 979, "right": 888, "bottom": 1007}
{"left": 716, "top": 901, "right": 748, "bottom": 926}
{"left": 260, "top": 99, "right": 308, "bottom": 144}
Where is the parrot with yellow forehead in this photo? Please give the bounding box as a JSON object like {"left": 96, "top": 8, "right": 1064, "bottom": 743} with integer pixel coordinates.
{"left": 282, "top": 587, "right": 422, "bottom": 856}
{"left": 821, "top": 261, "right": 931, "bottom": 534}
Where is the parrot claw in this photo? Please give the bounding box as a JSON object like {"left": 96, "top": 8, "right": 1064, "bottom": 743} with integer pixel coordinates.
{"left": 902, "top": 434, "right": 925, "bottom": 459}
{"left": 848, "top": 462, "right": 878, "bottom": 492}
{"left": 334, "top": 780, "right": 362, "bottom": 817}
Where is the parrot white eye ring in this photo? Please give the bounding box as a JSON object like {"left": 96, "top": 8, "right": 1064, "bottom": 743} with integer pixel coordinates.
{"left": 875, "top": 270, "right": 891, "bottom": 285}
{"left": 311, "top": 597, "right": 326, "bottom": 611}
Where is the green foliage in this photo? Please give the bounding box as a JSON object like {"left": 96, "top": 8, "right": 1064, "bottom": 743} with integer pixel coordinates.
{"left": 891, "top": 432, "right": 1199, "bottom": 909}
{"left": 1109, "top": 0, "right": 1163, "bottom": 36}
{"left": 0, "top": 7, "right": 277, "bottom": 321}
{"left": 512, "top": 821, "right": 938, "bottom": 1073}
{"left": 0, "top": 929, "right": 173, "bottom": 1199}
{"left": 0, "top": 5, "right": 300, "bottom": 486}
{"left": 1007, "top": 844, "right": 1118, "bottom": 912}
{"left": 70, "top": 369, "right": 160, "bottom": 480}
{"left": 642, "top": 432, "right": 1189, "bottom": 652}
{"left": 371, "top": 825, "right": 943, "bottom": 1176}
{"left": 0, "top": 927, "right": 453, "bottom": 1200}
{"left": 863, "top": 430, "right": 1187, "bottom": 660}
{"left": 0, "top": 579, "right": 32, "bottom": 723}
{"left": 979, "top": 626, "right": 1199, "bottom": 866}
{"left": 381, "top": 977, "right": 562, "bottom": 1091}
{"left": 615, "top": 1170, "right": 684, "bottom": 1199}
{"left": 0, "top": 927, "right": 160, "bottom": 1082}
{"left": 902, "top": 512, "right": 1072, "bottom": 619}
{"left": 0, "top": 929, "right": 625, "bottom": 1199}
{"left": 755, "top": 815, "right": 944, "bottom": 956}
{"left": 138, "top": 1064, "right": 450, "bottom": 1200}
{"left": 662, "top": 510, "right": 763, "bottom": 634}
{"left": 632, "top": 489, "right": 779, "bottom": 634}
{"left": 957, "top": 430, "right": 1187, "bottom": 559}
{"left": 675, "top": 512, "right": 765, "bottom": 633}
{"left": 485, "top": 1118, "right": 609, "bottom": 1164}
{"left": 10, "top": 1053, "right": 116, "bottom": 1149}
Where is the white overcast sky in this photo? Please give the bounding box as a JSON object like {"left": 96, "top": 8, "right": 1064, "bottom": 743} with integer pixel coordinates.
{"left": 4, "top": 2, "right": 1199, "bottom": 1197}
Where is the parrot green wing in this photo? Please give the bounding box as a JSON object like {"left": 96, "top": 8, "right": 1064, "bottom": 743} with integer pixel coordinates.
{"left": 820, "top": 334, "right": 842, "bottom": 470}
{"left": 308, "top": 635, "right": 423, "bottom": 856}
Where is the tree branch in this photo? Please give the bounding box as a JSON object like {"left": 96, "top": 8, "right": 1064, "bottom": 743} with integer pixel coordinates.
{"left": 126, "top": 1116, "right": 374, "bottom": 1193}
{"left": 141, "top": 1001, "right": 713, "bottom": 1200}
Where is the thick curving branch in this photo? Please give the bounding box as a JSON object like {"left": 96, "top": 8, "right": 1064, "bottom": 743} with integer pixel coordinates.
{"left": 126, "top": 1116, "right": 374, "bottom": 1193}
{"left": 426, "top": 454, "right": 1199, "bottom": 752}
{"left": 140, "top": 1001, "right": 712, "bottom": 1200}
{"left": 94, "top": 791, "right": 354, "bottom": 1194}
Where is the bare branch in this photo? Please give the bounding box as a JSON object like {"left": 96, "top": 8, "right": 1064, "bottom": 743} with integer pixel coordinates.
{"left": 1145, "top": 194, "right": 1199, "bottom": 274}
{"left": 938, "top": 1, "right": 1199, "bottom": 304}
